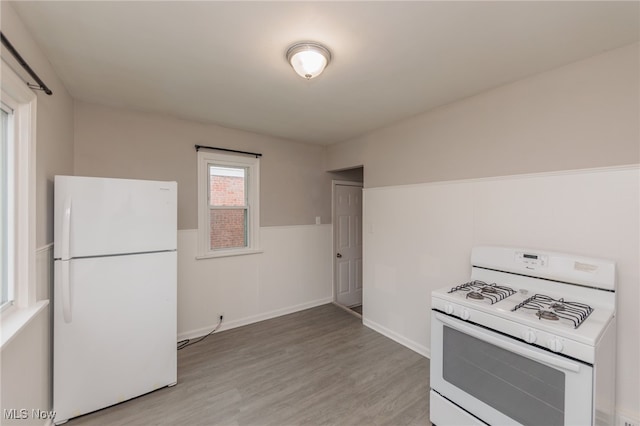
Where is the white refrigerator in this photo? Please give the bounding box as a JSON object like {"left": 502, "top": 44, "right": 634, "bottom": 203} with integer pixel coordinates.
{"left": 53, "top": 175, "right": 177, "bottom": 425}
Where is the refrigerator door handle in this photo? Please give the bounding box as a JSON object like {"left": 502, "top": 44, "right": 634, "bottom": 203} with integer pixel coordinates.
{"left": 61, "top": 261, "right": 72, "bottom": 323}
{"left": 62, "top": 198, "right": 72, "bottom": 260}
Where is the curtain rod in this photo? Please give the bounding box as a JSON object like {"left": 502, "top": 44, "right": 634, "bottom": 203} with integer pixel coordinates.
{"left": 195, "top": 144, "right": 262, "bottom": 158}
{"left": 1, "top": 32, "right": 53, "bottom": 96}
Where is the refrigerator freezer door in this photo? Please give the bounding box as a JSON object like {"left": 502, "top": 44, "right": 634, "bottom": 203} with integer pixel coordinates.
{"left": 53, "top": 251, "right": 177, "bottom": 424}
{"left": 54, "top": 176, "right": 177, "bottom": 259}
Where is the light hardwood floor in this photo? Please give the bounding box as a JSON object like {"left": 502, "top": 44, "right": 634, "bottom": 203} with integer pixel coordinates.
{"left": 67, "top": 304, "right": 431, "bottom": 425}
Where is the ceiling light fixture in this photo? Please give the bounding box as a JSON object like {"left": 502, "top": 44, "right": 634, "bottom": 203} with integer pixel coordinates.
{"left": 286, "top": 42, "right": 332, "bottom": 80}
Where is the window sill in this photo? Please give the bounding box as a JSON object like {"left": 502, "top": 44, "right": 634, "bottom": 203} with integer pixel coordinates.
{"left": 0, "top": 300, "right": 49, "bottom": 350}
{"left": 196, "top": 249, "right": 264, "bottom": 260}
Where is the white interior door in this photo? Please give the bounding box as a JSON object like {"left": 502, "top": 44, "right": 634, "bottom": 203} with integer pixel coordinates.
{"left": 334, "top": 184, "right": 363, "bottom": 307}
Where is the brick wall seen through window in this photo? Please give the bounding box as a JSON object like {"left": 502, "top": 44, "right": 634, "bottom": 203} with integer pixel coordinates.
{"left": 209, "top": 171, "right": 247, "bottom": 249}
{"left": 198, "top": 151, "right": 259, "bottom": 258}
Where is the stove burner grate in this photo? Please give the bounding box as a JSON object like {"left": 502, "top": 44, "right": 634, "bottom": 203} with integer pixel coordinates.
{"left": 536, "top": 310, "right": 559, "bottom": 321}
{"left": 467, "top": 291, "right": 485, "bottom": 300}
{"left": 512, "top": 294, "right": 593, "bottom": 328}
{"left": 449, "top": 280, "right": 516, "bottom": 304}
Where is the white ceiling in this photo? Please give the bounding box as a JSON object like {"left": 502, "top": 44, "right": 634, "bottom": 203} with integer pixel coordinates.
{"left": 10, "top": 1, "right": 640, "bottom": 145}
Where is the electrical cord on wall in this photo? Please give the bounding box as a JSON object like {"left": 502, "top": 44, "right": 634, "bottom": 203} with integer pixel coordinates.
{"left": 177, "top": 315, "right": 223, "bottom": 351}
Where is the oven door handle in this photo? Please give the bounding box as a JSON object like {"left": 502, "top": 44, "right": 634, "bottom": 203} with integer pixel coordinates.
{"left": 435, "top": 313, "right": 581, "bottom": 373}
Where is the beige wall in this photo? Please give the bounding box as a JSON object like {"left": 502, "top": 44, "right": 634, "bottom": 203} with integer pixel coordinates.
{"left": 36, "top": 88, "right": 74, "bottom": 246}
{"left": 1, "top": 1, "right": 75, "bottom": 421}
{"left": 327, "top": 43, "right": 639, "bottom": 186}
{"left": 73, "top": 102, "right": 332, "bottom": 229}
{"left": 1, "top": 3, "right": 75, "bottom": 248}
{"left": 3, "top": 1, "right": 638, "bottom": 419}
{"left": 327, "top": 43, "right": 640, "bottom": 419}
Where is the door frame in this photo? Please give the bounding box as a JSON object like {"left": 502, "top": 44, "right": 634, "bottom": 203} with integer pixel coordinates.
{"left": 331, "top": 180, "right": 364, "bottom": 307}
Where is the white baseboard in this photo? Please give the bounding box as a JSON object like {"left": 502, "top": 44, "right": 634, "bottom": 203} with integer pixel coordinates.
{"left": 332, "top": 302, "right": 362, "bottom": 319}
{"left": 177, "top": 297, "right": 333, "bottom": 341}
{"left": 363, "top": 317, "right": 430, "bottom": 359}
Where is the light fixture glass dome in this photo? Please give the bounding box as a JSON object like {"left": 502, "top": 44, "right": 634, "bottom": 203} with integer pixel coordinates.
{"left": 286, "top": 42, "right": 331, "bottom": 80}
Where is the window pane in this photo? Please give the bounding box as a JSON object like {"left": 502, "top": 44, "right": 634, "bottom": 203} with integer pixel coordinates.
{"left": 198, "top": 150, "right": 259, "bottom": 257}
{"left": 209, "top": 165, "right": 246, "bottom": 207}
{"left": 209, "top": 209, "right": 247, "bottom": 250}
{"left": 1, "top": 108, "right": 8, "bottom": 305}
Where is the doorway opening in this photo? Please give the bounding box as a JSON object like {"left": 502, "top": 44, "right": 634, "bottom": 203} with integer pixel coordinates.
{"left": 330, "top": 166, "right": 363, "bottom": 318}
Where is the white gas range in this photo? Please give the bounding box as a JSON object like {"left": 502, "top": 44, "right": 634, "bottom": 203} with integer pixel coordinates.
{"left": 430, "top": 246, "right": 616, "bottom": 426}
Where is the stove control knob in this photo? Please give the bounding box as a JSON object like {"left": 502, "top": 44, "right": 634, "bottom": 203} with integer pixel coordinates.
{"left": 460, "top": 309, "right": 471, "bottom": 321}
{"left": 445, "top": 304, "right": 455, "bottom": 315}
{"left": 522, "top": 330, "right": 537, "bottom": 344}
{"left": 547, "top": 337, "right": 564, "bottom": 353}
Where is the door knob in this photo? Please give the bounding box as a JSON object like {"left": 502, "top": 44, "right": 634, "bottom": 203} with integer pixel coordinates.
{"left": 336, "top": 253, "right": 342, "bottom": 258}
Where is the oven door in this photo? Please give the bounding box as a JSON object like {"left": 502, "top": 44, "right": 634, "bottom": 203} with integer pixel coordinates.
{"left": 430, "top": 311, "right": 593, "bottom": 426}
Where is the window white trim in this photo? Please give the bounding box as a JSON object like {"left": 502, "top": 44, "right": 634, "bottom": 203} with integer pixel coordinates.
{"left": 0, "top": 60, "right": 39, "bottom": 348}
{"left": 197, "top": 150, "right": 261, "bottom": 259}
{"left": 1, "top": 104, "right": 11, "bottom": 310}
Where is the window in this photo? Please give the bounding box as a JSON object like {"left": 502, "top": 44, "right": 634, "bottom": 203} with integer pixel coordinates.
{"left": 1, "top": 61, "right": 37, "bottom": 318}
{"left": 1, "top": 105, "right": 9, "bottom": 308}
{"left": 197, "top": 151, "right": 260, "bottom": 258}
{"left": 1, "top": 55, "right": 42, "bottom": 350}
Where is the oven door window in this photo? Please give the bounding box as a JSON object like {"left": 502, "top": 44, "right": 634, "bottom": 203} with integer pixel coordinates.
{"left": 443, "top": 326, "right": 565, "bottom": 426}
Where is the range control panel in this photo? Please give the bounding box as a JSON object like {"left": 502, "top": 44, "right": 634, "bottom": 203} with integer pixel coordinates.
{"left": 515, "top": 252, "right": 548, "bottom": 270}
